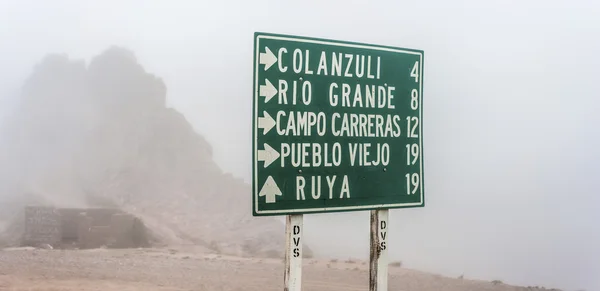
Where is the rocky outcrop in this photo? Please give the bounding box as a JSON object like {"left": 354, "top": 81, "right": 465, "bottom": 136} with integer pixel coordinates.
{"left": 0, "top": 47, "right": 304, "bottom": 258}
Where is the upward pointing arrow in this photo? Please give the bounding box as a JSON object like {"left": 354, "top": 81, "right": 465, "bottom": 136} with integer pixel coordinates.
{"left": 259, "top": 176, "right": 282, "bottom": 204}
{"left": 258, "top": 111, "right": 276, "bottom": 135}
{"left": 259, "top": 47, "right": 278, "bottom": 71}
{"left": 259, "top": 79, "right": 277, "bottom": 103}
{"left": 257, "top": 143, "right": 280, "bottom": 168}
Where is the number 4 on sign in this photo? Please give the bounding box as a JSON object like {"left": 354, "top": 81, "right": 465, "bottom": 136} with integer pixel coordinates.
{"left": 410, "top": 61, "right": 419, "bottom": 83}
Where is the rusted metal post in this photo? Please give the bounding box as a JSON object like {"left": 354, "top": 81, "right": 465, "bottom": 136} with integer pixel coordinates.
{"left": 369, "top": 209, "right": 389, "bottom": 291}
{"left": 284, "top": 214, "right": 303, "bottom": 291}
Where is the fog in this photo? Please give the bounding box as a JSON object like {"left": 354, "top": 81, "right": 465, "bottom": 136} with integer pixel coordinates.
{"left": 1, "top": 0, "right": 599, "bottom": 290}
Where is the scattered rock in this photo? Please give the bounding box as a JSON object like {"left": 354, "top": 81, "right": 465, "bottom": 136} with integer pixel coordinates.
{"left": 38, "top": 244, "right": 53, "bottom": 250}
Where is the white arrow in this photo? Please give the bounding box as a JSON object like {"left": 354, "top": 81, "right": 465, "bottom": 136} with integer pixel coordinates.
{"left": 258, "top": 111, "right": 276, "bottom": 135}
{"left": 259, "top": 47, "right": 278, "bottom": 71}
{"left": 259, "top": 79, "right": 277, "bottom": 103}
{"left": 257, "top": 143, "right": 280, "bottom": 168}
{"left": 259, "top": 176, "right": 282, "bottom": 204}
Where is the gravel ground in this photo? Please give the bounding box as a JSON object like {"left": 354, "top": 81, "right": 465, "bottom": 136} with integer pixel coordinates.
{"left": 0, "top": 248, "right": 534, "bottom": 291}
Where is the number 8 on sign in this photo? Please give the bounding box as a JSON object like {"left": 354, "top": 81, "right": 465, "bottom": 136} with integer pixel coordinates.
{"left": 411, "top": 89, "right": 419, "bottom": 110}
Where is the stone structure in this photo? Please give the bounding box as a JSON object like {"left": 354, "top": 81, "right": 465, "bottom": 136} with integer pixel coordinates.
{"left": 21, "top": 206, "right": 150, "bottom": 249}
{"left": 22, "top": 206, "right": 62, "bottom": 247}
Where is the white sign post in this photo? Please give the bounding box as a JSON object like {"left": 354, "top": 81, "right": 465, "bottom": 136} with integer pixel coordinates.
{"left": 284, "top": 214, "right": 303, "bottom": 291}
{"left": 369, "top": 209, "right": 389, "bottom": 291}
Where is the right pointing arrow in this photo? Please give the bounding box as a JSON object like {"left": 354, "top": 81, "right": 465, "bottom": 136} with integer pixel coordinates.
{"left": 257, "top": 143, "right": 280, "bottom": 168}
{"left": 258, "top": 111, "right": 276, "bottom": 135}
{"left": 259, "top": 47, "right": 278, "bottom": 71}
{"left": 259, "top": 176, "right": 282, "bottom": 204}
{"left": 259, "top": 79, "right": 277, "bottom": 103}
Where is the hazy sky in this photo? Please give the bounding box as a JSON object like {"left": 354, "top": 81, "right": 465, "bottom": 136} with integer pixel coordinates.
{"left": 1, "top": 0, "right": 599, "bottom": 290}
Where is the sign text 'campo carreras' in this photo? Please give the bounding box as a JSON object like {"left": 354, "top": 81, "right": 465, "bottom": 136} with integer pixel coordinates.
{"left": 252, "top": 32, "right": 424, "bottom": 216}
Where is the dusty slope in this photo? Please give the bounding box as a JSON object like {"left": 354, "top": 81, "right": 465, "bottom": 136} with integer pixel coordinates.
{"left": 0, "top": 248, "right": 556, "bottom": 291}
{"left": 0, "top": 47, "right": 297, "bottom": 257}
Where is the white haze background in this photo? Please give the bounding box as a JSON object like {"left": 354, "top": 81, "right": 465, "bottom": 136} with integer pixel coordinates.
{"left": 0, "top": 0, "right": 599, "bottom": 290}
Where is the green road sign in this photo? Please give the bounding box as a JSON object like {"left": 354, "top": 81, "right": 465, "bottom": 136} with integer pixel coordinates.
{"left": 252, "top": 32, "right": 425, "bottom": 216}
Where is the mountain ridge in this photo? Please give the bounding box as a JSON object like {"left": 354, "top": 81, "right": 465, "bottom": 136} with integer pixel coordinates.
{"left": 0, "top": 46, "right": 306, "bottom": 258}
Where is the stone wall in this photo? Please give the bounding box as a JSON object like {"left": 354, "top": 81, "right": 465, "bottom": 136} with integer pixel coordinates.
{"left": 20, "top": 206, "right": 150, "bottom": 249}
{"left": 22, "top": 206, "right": 61, "bottom": 247}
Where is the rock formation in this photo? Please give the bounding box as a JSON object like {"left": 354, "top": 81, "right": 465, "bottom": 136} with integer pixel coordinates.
{"left": 0, "top": 47, "right": 307, "bottom": 258}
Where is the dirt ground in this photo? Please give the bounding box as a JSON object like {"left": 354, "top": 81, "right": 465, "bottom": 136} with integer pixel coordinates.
{"left": 0, "top": 247, "right": 530, "bottom": 291}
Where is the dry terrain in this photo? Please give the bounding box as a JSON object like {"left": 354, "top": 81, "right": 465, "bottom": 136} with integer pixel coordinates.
{"left": 0, "top": 247, "right": 532, "bottom": 291}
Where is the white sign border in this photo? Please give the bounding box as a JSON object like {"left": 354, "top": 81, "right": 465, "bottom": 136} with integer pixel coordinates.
{"left": 253, "top": 34, "right": 424, "bottom": 215}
